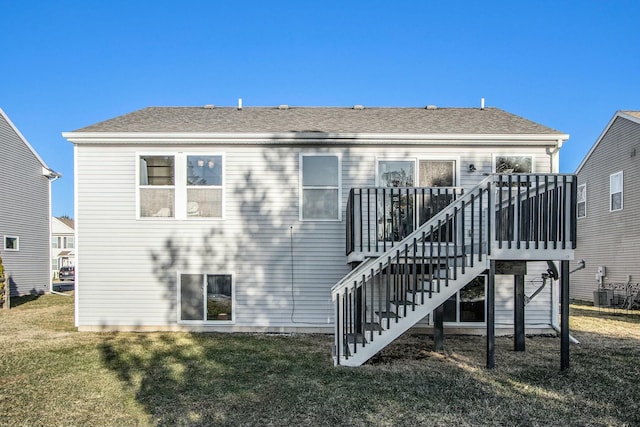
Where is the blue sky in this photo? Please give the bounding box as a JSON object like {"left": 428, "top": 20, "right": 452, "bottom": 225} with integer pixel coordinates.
{"left": 1, "top": 1, "right": 639, "bottom": 217}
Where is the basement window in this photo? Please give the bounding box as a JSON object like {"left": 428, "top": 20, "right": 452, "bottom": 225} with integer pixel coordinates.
{"left": 179, "top": 274, "right": 234, "bottom": 322}
{"left": 4, "top": 236, "right": 19, "bottom": 251}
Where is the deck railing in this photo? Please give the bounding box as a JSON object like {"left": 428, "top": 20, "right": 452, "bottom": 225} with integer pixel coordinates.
{"left": 346, "top": 187, "right": 464, "bottom": 256}
{"left": 334, "top": 173, "right": 577, "bottom": 366}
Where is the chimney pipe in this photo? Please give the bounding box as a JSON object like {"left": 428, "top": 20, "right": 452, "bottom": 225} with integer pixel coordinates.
{"left": 238, "top": 98, "right": 243, "bottom": 110}
{"left": 481, "top": 98, "right": 485, "bottom": 110}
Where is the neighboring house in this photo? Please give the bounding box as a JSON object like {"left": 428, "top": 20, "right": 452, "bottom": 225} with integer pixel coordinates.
{"left": 0, "top": 108, "right": 60, "bottom": 296}
{"left": 51, "top": 216, "right": 75, "bottom": 279}
{"left": 63, "top": 104, "right": 576, "bottom": 366}
{"left": 572, "top": 111, "right": 640, "bottom": 303}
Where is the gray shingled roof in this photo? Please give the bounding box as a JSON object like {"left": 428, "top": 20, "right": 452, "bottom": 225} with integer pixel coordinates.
{"left": 73, "top": 106, "right": 564, "bottom": 135}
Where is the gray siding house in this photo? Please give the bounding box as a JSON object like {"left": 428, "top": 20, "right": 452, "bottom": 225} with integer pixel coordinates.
{"left": 0, "top": 108, "right": 60, "bottom": 296}
{"left": 64, "top": 105, "right": 576, "bottom": 366}
{"left": 572, "top": 111, "right": 640, "bottom": 303}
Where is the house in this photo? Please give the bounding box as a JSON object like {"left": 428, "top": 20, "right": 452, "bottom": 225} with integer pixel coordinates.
{"left": 571, "top": 111, "right": 640, "bottom": 305}
{"left": 0, "top": 107, "right": 60, "bottom": 296}
{"left": 51, "top": 216, "right": 75, "bottom": 279}
{"left": 63, "top": 104, "right": 576, "bottom": 367}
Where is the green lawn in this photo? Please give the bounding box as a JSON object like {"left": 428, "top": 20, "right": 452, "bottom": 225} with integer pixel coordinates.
{"left": 1, "top": 293, "right": 639, "bottom": 426}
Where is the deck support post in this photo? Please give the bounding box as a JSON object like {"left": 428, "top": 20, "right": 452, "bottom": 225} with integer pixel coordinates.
{"left": 434, "top": 304, "right": 444, "bottom": 351}
{"left": 560, "top": 260, "right": 570, "bottom": 370}
{"left": 487, "top": 260, "right": 496, "bottom": 369}
{"left": 514, "top": 274, "right": 525, "bottom": 351}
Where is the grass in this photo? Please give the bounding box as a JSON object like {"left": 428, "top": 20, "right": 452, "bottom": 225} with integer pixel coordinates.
{"left": 1, "top": 294, "right": 640, "bottom": 426}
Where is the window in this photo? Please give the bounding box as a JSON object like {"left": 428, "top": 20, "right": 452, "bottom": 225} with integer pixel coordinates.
{"left": 139, "top": 155, "right": 175, "bottom": 217}
{"left": 419, "top": 160, "right": 455, "bottom": 187}
{"left": 65, "top": 236, "right": 75, "bottom": 249}
{"left": 610, "top": 171, "right": 623, "bottom": 211}
{"left": 186, "top": 155, "right": 223, "bottom": 217}
{"left": 443, "top": 276, "right": 486, "bottom": 323}
{"left": 577, "top": 184, "right": 586, "bottom": 218}
{"left": 179, "top": 274, "right": 233, "bottom": 322}
{"left": 138, "top": 154, "right": 224, "bottom": 219}
{"left": 494, "top": 155, "right": 533, "bottom": 174}
{"left": 300, "top": 154, "right": 340, "bottom": 220}
{"left": 52, "top": 236, "right": 61, "bottom": 249}
{"left": 377, "top": 160, "right": 415, "bottom": 187}
{"left": 4, "top": 236, "right": 19, "bottom": 251}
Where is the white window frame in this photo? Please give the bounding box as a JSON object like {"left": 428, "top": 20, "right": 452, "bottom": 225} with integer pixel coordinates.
{"left": 177, "top": 272, "right": 236, "bottom": 324}
{"left": 610, "top": 171, "right": 623, "bottom": 212}
{"left": 375, "top": 157, "right": 417, "bottom": 187}
{"left": 417, "top": 157, "right": 459, "bottom": 187}
{"left": 375, "top": 157, "right": 459, "bottom": 188}
{"left": 4, "top": 235, "right": 19, "bottom": 251}
{"left": 492, "top": 154, "right": 535, "bottom": 174}
{"left": 52, "top": 236, "right": 60, "bottom": 249}
{"left": 577, "top": 183, "right": 586, "bottom": 219}
{"left": 136, "top": 152, "right": 225, "bottom": 220}
{"left": 442, "top": 275, "right": 487, "bottom": 325}
{"left": 137, "top": 153, "right": 176, "bottom": 219}
{"left": 184, "top": 153, "right": 225, "bottom": 221}
{"left": 299, "top": 153, "right": 342, "bottom": 221}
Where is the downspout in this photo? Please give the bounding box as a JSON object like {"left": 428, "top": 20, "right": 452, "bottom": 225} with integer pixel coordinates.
{"left": 548, "top": 261, "right": 580, "bottom": 344}
{"left": 547, "top": 139, "right": 564, "bottom": 173}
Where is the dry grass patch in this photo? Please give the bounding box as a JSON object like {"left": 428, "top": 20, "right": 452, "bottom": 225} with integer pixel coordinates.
{"left": 1, "top": 294, "right": 640, "bottom": 426}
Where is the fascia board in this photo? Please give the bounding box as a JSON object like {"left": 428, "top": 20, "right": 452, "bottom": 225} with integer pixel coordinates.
{"left": 63, "top": 131, "right": 569, "bottom": 145}
{"left": 1, "top": 107, "right": 60, "bottom": 177}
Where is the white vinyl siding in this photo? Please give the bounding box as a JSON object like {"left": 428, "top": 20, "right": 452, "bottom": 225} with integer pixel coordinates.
{"left": 75, "top": 143, "right": 555, "bottom": 331}
{"left": 610, "top": 171, "right": 623, "bottom": 212}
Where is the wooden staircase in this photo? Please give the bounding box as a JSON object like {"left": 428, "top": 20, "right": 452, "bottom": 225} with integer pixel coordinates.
{"left": 332, "top": 173, "right": 577, "bottom": 366}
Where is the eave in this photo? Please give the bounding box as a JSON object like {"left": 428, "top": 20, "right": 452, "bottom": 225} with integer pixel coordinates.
{"left": 62, "top": 131, "right": 569, "bottom": 146}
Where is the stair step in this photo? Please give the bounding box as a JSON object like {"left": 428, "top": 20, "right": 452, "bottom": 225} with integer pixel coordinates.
{"left": 375, "top": 311, "right": 401, "bottom": 319}
{"left": 345, "top": 333, "right": 367, "bottom": 345}
{"left": 363, "top": 322, "right": 384, "bottom": 332}
{"left": 390, "top": 299, "right": 417, "bottom": 306}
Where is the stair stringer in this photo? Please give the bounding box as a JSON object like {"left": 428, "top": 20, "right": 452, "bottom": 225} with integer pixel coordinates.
{"left": 337, "top": 260, "right": 489, "bottom": 367}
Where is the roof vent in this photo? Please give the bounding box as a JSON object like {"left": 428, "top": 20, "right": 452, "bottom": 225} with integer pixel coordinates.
{"left": 203, "top": 104, "right": 215, "bottom": 109}
{"left": 238, "top": 98, "right": 243, "bottom": 110}
{"left": 426, "top": 105, "right": 437, "bottom": 110}
{"left": 278, "top": 104, "right": 289, "bottom": 110}
{"left": 481, "top": 98, "right": 485, "bottom": 110}
{"left": 353, "top": 104, "right": 365, "bottom": 110}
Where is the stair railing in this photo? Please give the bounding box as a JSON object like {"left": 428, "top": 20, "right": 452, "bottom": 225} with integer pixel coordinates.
{"left": 333, "top": 175, "right": 494, "bottom": 364}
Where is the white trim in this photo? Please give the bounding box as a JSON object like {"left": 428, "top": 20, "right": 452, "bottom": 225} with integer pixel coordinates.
{"left": 299, "top": 152, "right": 342, "bottom": 222}
{"left": 442, "top": 275, "right": 487, "bottom": 326}
{"left": 417, "top": 157, "right": 459, "bottom": 186}
{"left": 3, "top": 235, "right": 19, "bottom": 251}
{"left": 63, "top": 131, "right": 570, "bottom": 145}
{"left": 135, "top": 152, "right": 226, "bottom": 221}
{"left": 375, "top": 157, "right": 417, "bottom": 187}
{"left": 491, "top": 153, "right": 536, "bottom": 173}
{"left": 177, "top": 271, "right": 236, "bottom": 325}
{"left": 577, "top": 183, "right": 587, "bottom": 219}
{"left": 610, "top": 171, "right": 623, "bottom": 212}
{"left": 74, "top": 144, "right": 79, "bottom": 327}
{"left": 0, "top": 108, "right": 59, "bottom": 177}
